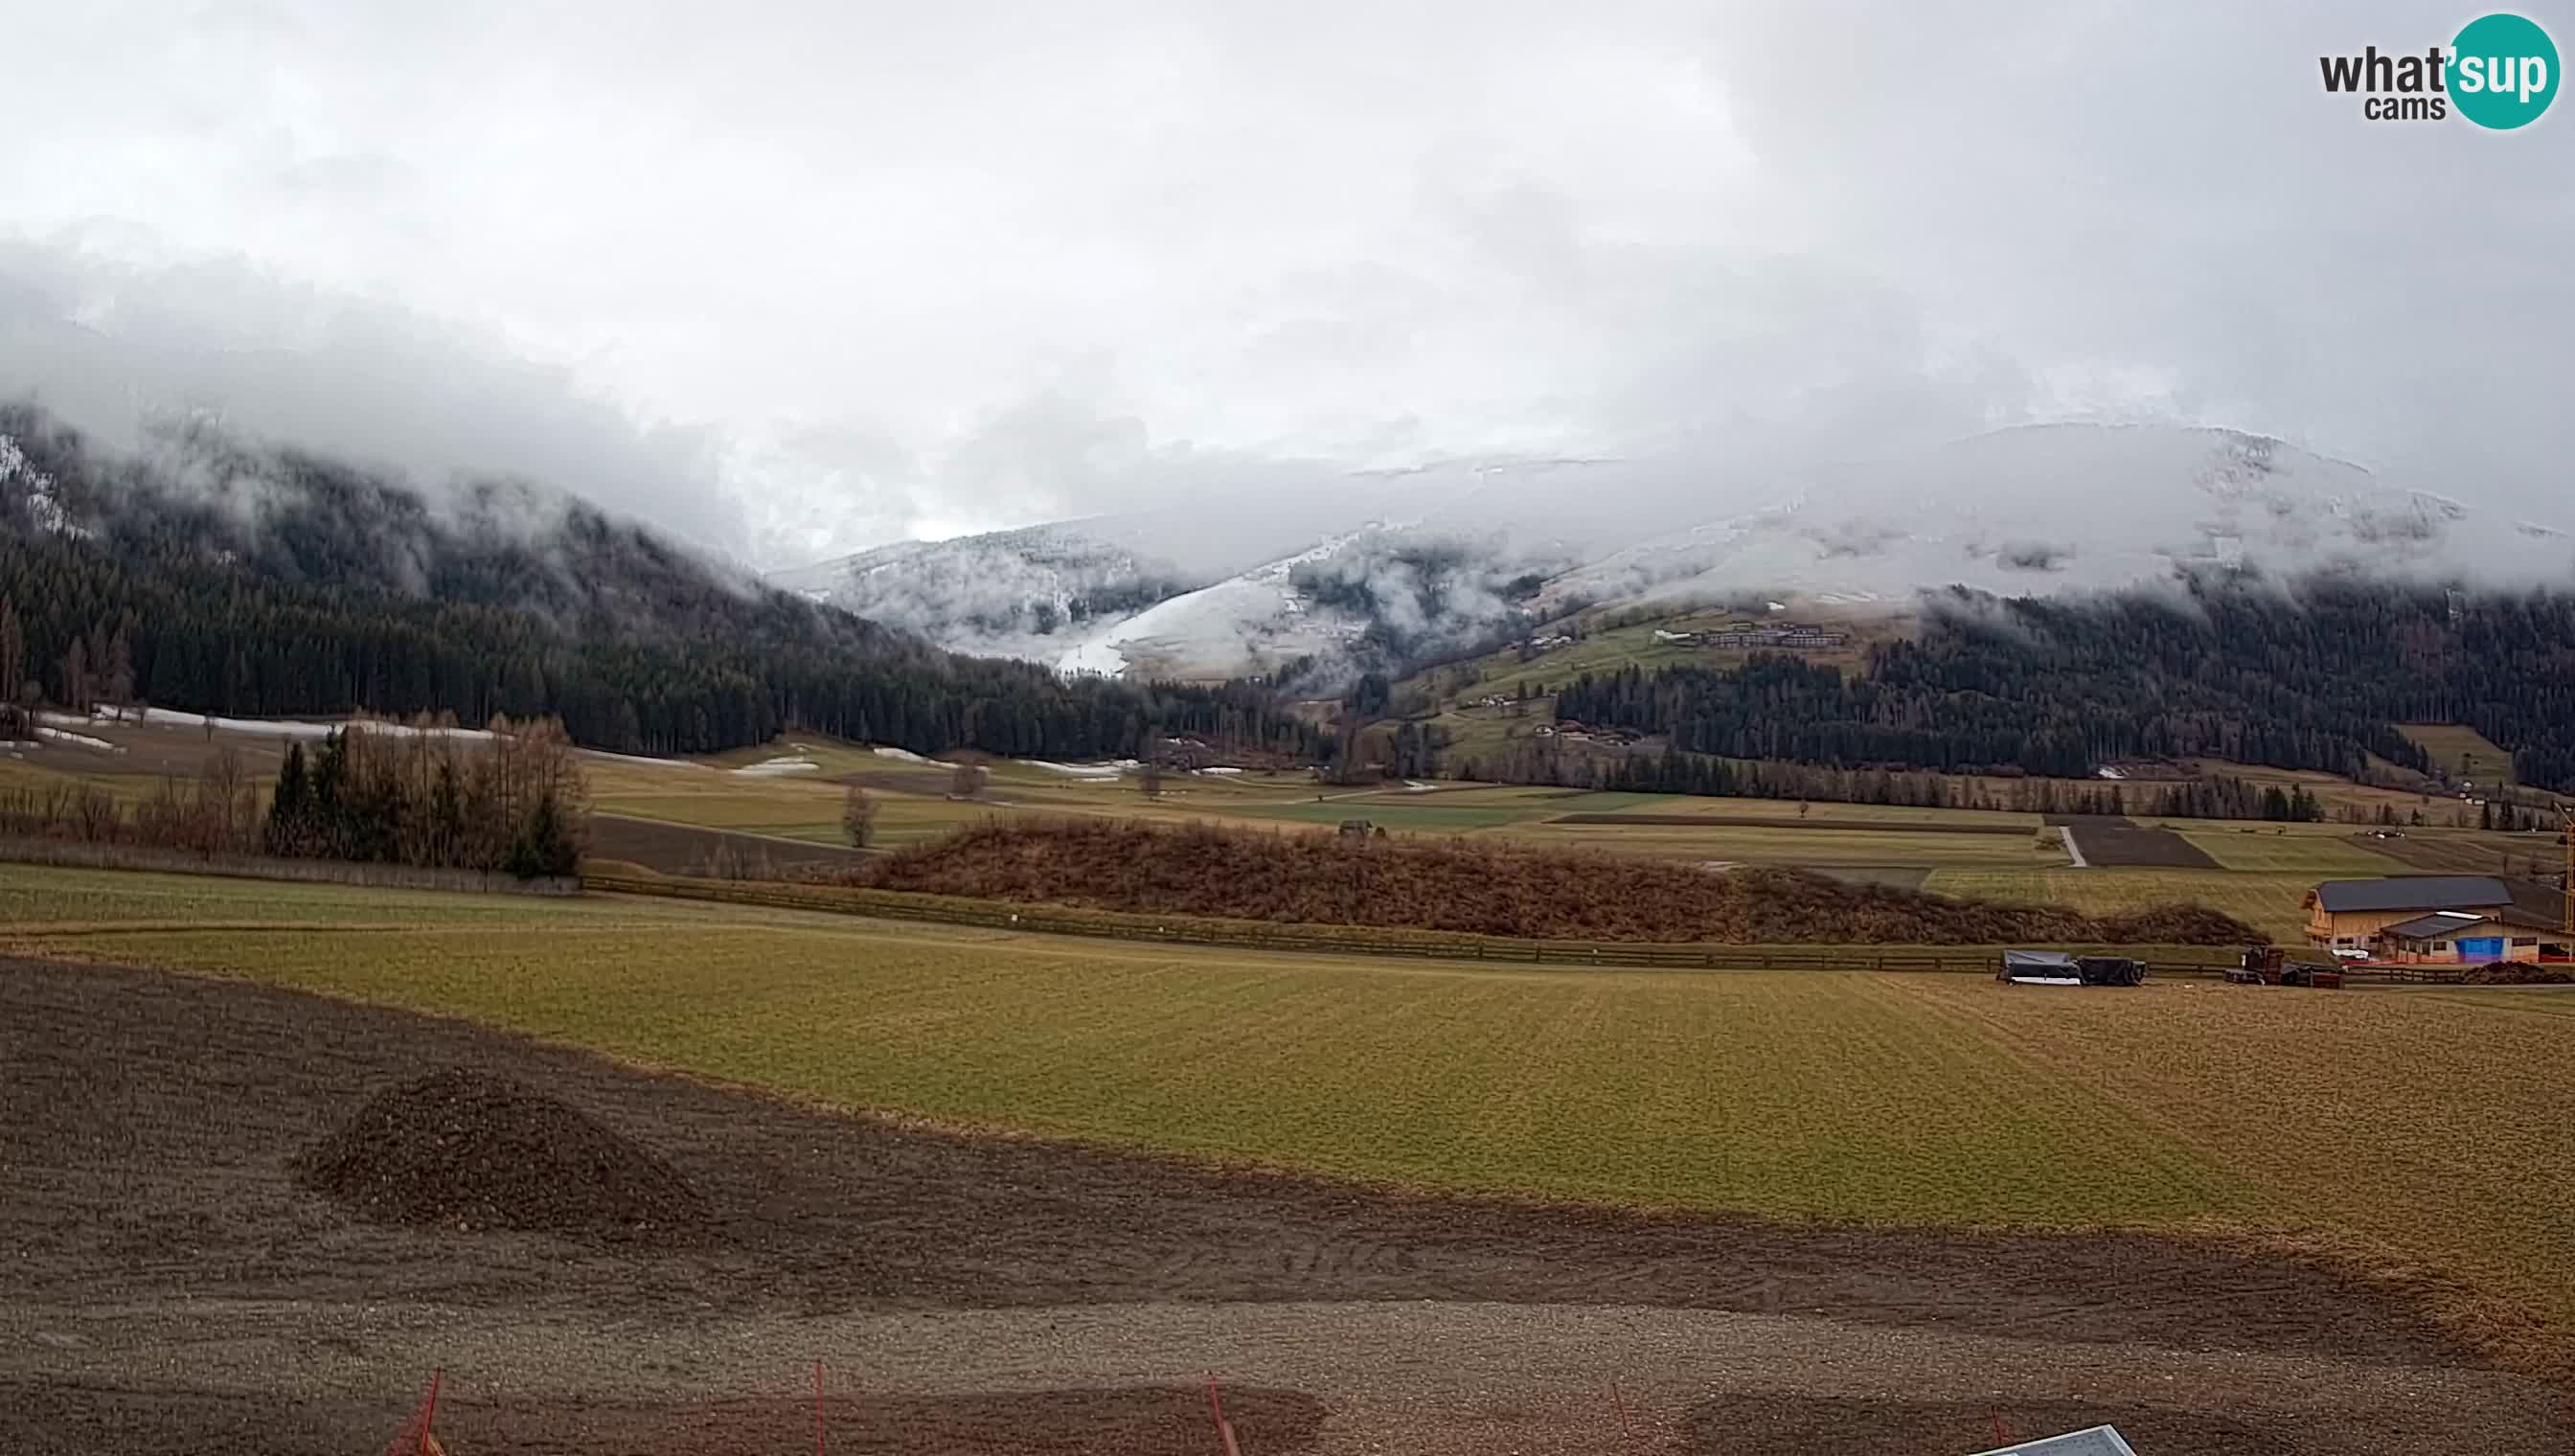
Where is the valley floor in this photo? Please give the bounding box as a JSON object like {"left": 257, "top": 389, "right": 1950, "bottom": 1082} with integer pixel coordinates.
{"left": 9, "top": 956, "right": 2571, "bottom": 1455}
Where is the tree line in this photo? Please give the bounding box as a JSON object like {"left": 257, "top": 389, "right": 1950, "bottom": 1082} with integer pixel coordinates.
{"left": 0, "top": 711, "right": 587, "bottom": 877}
{"left": 1458, "top": 735, "right": 2336, "bottom": 822}
{"left": 263, "top": 718, "right": 584, "bottom": 877}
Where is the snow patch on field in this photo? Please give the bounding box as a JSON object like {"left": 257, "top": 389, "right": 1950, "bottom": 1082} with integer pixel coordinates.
{"left": 872, "top": 746, "right": 937, "bottom": 765}
{"left": 1024, "top": 759, "right": 1134, "bottom": 778}
{"left": 580, "top": 749, "right": 711, "bottom": 770}
{"left": 1196, "top": 766, "right": 1244, "bottom": 776}
{"left": 34, "top": 724, "right": 121, "bottom": 751}
{"left": 128, "top": 707, "right": 494, "bottom": 741}
{"left": 734, "top": 757, "right": 822, "bottom": 777}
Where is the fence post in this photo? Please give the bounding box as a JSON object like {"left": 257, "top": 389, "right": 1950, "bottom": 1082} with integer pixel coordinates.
{"left": 1206, "top": 1374, "right": 1242, "bottom": 1456}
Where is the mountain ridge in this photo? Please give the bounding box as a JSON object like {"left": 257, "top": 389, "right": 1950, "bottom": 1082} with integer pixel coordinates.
{"left": 776, "top": 423, "right": 2574, "bottom": 683}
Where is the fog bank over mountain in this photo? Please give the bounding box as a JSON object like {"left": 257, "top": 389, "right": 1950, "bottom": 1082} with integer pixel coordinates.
{"left": 7, "top": 2, "right": 2571, "bottom": 590}
{"left": 771, "top": 424, "right": 2573, "bottom": 684}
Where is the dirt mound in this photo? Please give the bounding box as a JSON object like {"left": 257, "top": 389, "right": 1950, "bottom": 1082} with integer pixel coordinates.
{"left": 2457, "top": 961, "right": 2575, "bottom": 986}
{"left": 296, "top": 1068, "right": 714, "bottom": 1242}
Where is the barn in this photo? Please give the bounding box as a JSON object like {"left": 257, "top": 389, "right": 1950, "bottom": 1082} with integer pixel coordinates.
{"left": 2302, "top": 876, "right": 2511, "bottom": 952}
{"left": 2375, "top": 910, "right": 2552, "bottom": 965}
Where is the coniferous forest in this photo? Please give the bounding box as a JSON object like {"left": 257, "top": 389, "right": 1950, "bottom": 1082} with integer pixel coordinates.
{"left": 0, "top": 405, "right": 1317, "bottom": 760}
{"left": 1551, "top": 580, "right": 2575, "bottom": 794}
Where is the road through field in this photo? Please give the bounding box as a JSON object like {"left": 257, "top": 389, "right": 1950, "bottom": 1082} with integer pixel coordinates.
{"left": 8, "top": 1297, "right": 2558, "bottom": 1456}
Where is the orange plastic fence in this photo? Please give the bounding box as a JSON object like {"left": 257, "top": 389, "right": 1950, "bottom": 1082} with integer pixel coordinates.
{"left": 378, "top": 1370, "right": 440, "bottom": 1456}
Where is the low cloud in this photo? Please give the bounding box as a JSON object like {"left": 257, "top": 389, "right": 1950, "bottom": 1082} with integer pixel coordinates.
{"left": 0, "top": 241, "right": 744, "bottom": 560}
{"left": 2, "top": 1, "right": 2568, "bottom": 581}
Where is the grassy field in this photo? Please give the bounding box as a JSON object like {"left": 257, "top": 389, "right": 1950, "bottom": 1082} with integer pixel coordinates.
{"left": 2, "top": 863, "right": 2240, "bottom": 1224}
{"left": 1412, "top": 603, "right": 1886, "bottom": 706}
{"left": 1512, "top": 820, "right": 2067, "bottom": 868}
{"left": 10, "top": 859, "right": 2574, "bottom": 1365}
{"left": 2399, "top": 722, "right": 2518, "bottom": 785}
{"left": 1909, "top": 974, "right": 2575, "bottom": 1366}
{"left": 2173, "top": 824, "right": 2412, "bottom": 875}
{"left": 0, "top": 715, "right": 2531, "bottom": 938}
{"left": 1924, "top": 867, "right": 2317, "bottom": 943}
{"left": 584, "top": 746, "right": 2084, "bottom": 870}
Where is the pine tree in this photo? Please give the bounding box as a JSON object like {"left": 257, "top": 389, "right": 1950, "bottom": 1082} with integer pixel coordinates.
{"left": 507, "top": 791, "right": 578, "bottom": 878}
{"left": 0, "top": 595, "right": 20, "bottom": 716}
{"left": 265, "top": 743, "right": 310, "bottom": 855}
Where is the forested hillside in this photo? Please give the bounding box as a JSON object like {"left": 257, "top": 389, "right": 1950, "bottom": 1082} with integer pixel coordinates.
{"left": 11, "top": 400, "right": 2566, "bottom": 788}
{"left": 0, "top": 405, "right": 1317, "bottom": 759}
{"left": 1552, "top": 580, "right": 2575, "bottom": 793}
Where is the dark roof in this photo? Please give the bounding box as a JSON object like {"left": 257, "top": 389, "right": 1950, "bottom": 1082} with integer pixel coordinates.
{"left": 2504, "top": 877, "right": 2571, "bottom": 926}
{"left": 2313, "top": 876, "right": 2509, "bottom": 914}
{"left": 2379, "top": 911, "right": 2503, "bottom": 941}
{"left": 2500, "top": 903, "right": 2568, "bottom": 932}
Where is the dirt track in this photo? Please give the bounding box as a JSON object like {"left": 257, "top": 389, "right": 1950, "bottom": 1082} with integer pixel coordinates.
{"left": 5, "top": 957, "right": 2569, "bottom": 1454}
{"left": 2049, "top": 815, "right": 2221, "bottom": 868}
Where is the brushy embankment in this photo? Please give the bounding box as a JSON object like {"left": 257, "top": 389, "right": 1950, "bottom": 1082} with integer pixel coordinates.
{"left": 845, "top": 820, "right": 2264, "bottom": 945}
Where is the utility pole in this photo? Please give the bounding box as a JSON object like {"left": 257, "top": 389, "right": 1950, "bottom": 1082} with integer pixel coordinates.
{"left": 2562, "top": 804, "right": 2573, "bottom": 938}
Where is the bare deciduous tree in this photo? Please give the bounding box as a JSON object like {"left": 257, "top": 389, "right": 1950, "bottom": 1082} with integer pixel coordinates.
{"left": 842, "top": 784, "right": 878, "bottom": 847}
{"left": 57, "top": 637, "right": 90, "bottom": 713}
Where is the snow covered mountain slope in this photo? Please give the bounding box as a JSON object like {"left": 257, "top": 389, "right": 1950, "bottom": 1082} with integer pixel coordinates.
{"left": 1540, "top": 424, "right": 2571, "bottom": 612}
{"left": 1050, "top": 533, "right": 1369, "bottom": 678}
{"left": 765, "top": 521, "right": 1210, "bottom": 659}
{"left": 781, "top": 425, "right": 2571, "bottom": 680}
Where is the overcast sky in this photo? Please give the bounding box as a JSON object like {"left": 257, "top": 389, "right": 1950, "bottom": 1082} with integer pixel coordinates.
{"left": 3, "top": 0, "right": 2568, "bottom": 569}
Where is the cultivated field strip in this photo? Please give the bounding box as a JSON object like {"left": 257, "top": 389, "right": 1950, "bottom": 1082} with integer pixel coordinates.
{"left": 1901, "top": 976, "right": 2575, "bottom": 1367}
{"left": 1922, "top": 868, "right": 2321, "bottom": 944}
{"left": 5, "top": 894, "right": 2249, "bottom": 1229}
{"left": 16, "top": 956, "right": 2567, "bottom": 1453}
{"left": 13, "top": 868, "right": 2575, "bottom": 1389}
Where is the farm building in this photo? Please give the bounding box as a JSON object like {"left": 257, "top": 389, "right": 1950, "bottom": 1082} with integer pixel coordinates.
{"left": 2373, "top": 910, "right": 2547, "bottom": 965}
{"left": 2303, "top": 876, "right": 2513, "bottom": 951}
